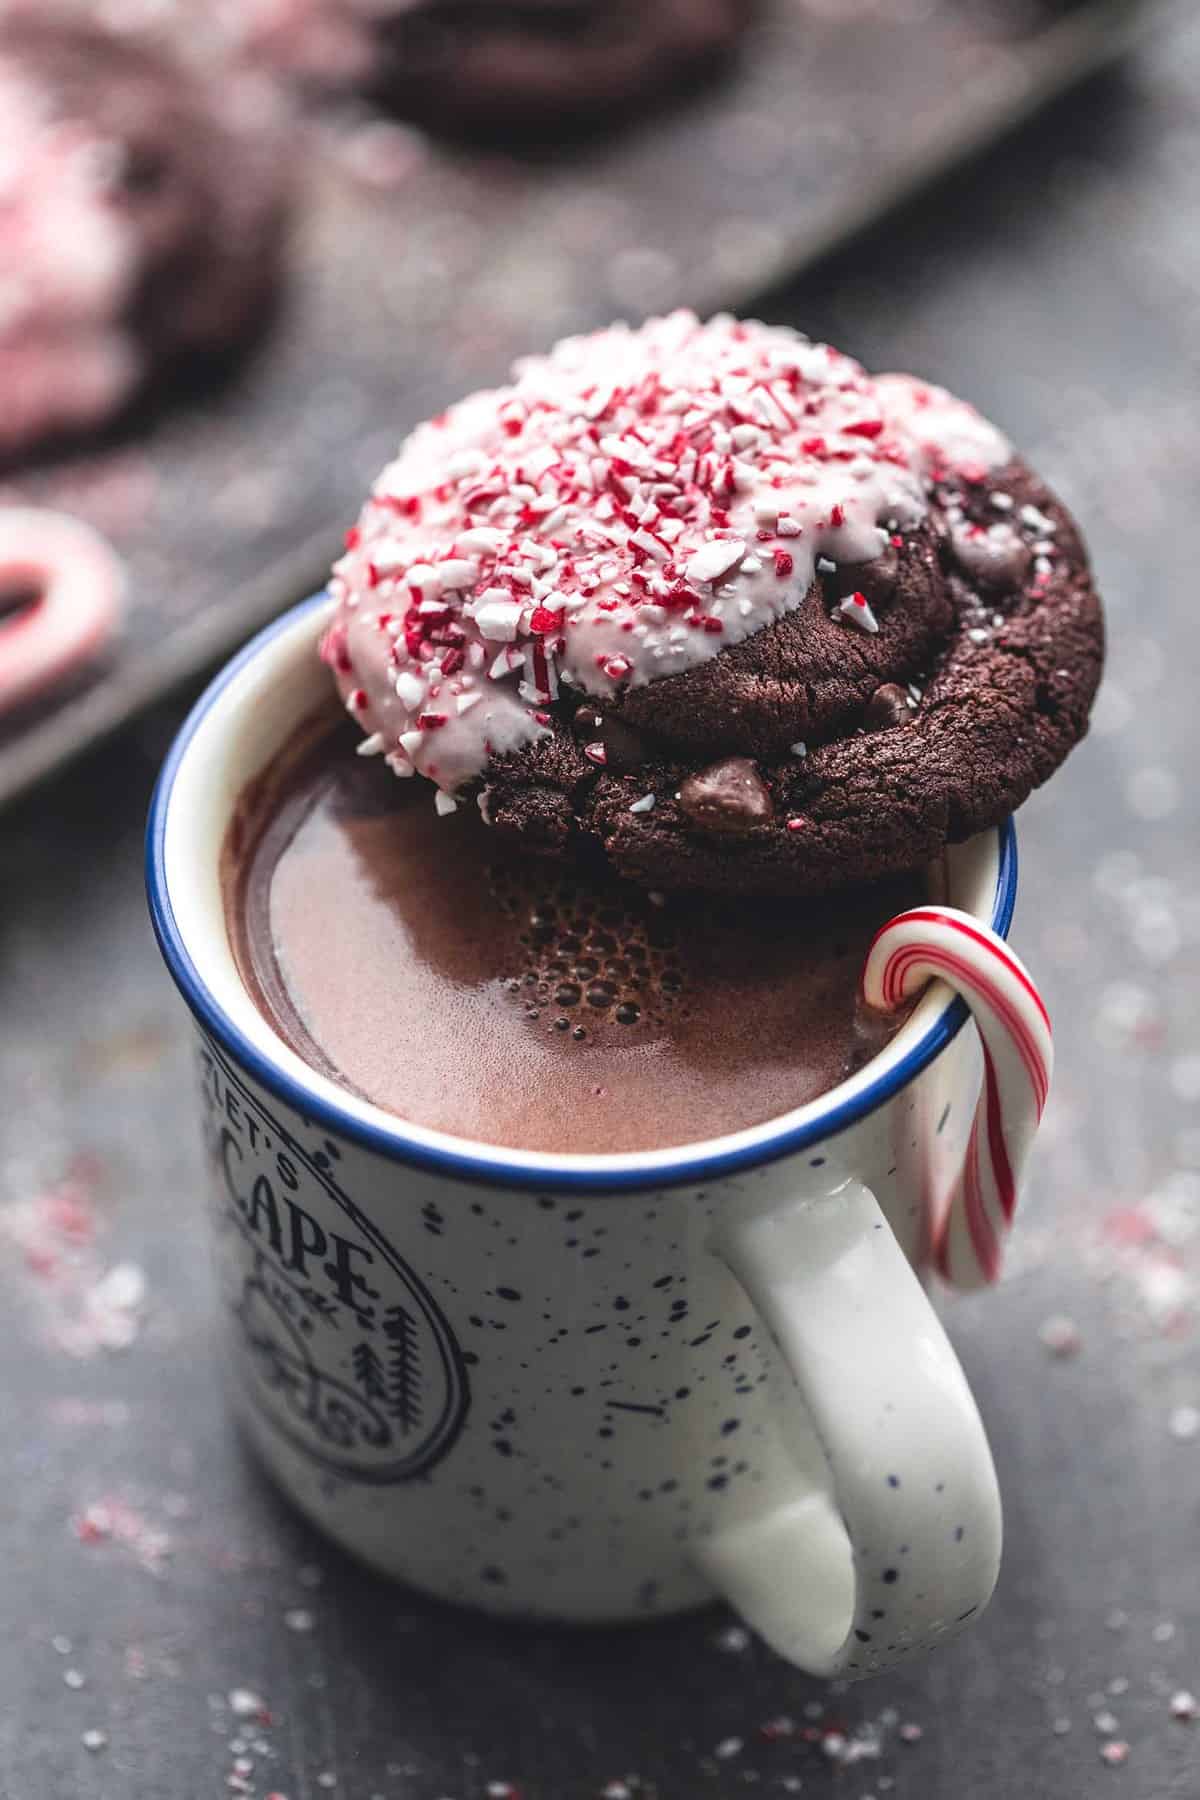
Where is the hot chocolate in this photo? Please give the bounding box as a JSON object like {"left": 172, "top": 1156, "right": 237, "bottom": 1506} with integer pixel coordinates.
{"left": 225, "top": 716, "right": 927, "bottom": 1155}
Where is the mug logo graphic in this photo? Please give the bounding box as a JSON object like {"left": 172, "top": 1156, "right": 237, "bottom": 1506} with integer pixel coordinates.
{"left": 198, "top": 1039, "right": 469, "bottom": 1484}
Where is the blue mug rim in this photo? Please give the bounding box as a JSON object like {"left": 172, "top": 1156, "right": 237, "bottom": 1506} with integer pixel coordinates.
{"left": 146, "top": 593, "right": 1019, "bottom": 1194}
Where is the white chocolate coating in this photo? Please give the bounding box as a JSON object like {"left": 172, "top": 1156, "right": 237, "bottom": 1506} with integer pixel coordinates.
{"left": 324, "top": 311, "right": 1010, "bottom": 798}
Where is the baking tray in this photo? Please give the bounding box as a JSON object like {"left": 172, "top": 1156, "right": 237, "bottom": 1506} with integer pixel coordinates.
{"left": 0, "top": 0, "right": 1154, "bottom": 809}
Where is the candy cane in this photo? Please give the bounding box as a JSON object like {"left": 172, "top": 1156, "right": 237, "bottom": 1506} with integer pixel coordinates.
{"left": 862, "top": 905, "right": 1053, "bottom": 1291}
{"left": 0, "top": 508, "right": 125, "bottom": 716}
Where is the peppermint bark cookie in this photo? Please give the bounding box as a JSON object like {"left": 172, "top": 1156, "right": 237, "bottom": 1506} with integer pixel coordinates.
{"left": 323, "top": 312, "right": 1103, "bottom": 897}
{"left": 0, "top": 18, "right": 290, "bottom": 461}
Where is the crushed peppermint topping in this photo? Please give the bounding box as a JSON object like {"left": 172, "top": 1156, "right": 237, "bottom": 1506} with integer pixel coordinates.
{"left": 323, "top": 311, "right": 1009, "bottom": 802}
{"left": 687, "top": 538, "right": 747, "bottom": 584}
{"left": 837, "top": 592, "right": 880, "bottom": 634}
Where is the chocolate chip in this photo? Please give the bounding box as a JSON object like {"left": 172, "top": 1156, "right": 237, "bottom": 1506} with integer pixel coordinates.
{"left": 602, "top": 717, "right": 650, "bottom": 774}
{"left": 571, "top": 704, "right": 646, "bottom": 773}
{"left": 823, "top": 542, "right": 900, "bottom": 606}
{"left": 863, "top": 683, "right": 914, "bottom": 733}
{"left": 678, "top": 757, "right": 773, "bottom": 835}
{"left": 948, "top": 523, "right": 1032, "bottom": 592}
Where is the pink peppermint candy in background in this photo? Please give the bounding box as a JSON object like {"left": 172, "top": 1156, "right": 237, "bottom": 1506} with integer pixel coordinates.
{"left": 0, "top": 508, "right": 125, "bottom": 716}
{"left": 863, "top": 904, "right": 1054, "bottom": 1291}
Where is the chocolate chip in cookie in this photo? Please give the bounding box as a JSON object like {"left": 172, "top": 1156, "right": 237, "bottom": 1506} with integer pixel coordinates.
{"left": 678, "top": 758, "right": 773, "bottom": 835}
{"left": 572, "top": 705, "right": 649, "bottom": 774}
{"left": 862, "top": 683, "right": 915, "bottom": 733}
{"left": 823, "top": 542, "right": 901, "bottom": 607}
{"left": 948, "top": 522, "right": 1033, "bottom": 592}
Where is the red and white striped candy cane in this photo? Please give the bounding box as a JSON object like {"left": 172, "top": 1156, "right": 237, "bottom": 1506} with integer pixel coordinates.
{"left": 0, "top": 508, "right": 125, "bottom": 717}
{"left": 863, "top": 905, "right": 1053, "bottom": 1291}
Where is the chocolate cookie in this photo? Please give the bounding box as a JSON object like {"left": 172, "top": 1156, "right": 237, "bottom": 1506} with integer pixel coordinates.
{"left": 244, "top": 0, "right": 752, "bottom": 133}
{"left": 0, "top": 19, "right": 290, "bottom": 461}
{"left": 323, "top": 313, "right": 1103, "bottom": 897}
{"left": 485, "top": 460, "right": 1102, "bottom": 893}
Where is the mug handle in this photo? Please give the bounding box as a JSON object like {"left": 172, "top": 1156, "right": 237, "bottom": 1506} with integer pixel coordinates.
{"left": 693, "top": 906, "right": 1052, "bottom": 1676}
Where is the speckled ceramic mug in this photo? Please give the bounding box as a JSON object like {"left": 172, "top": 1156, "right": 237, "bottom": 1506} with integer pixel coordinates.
{"left": 148, "top": 595, "right": 1027, "bottom": 1679}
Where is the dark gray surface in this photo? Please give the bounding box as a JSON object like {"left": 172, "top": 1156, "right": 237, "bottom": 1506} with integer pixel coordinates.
{"left": 1, "top": 7, "right": 1199, "bottom": 1795}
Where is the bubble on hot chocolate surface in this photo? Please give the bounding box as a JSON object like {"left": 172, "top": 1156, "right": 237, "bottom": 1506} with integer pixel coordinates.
{"left": 486, "top": 856, "right": 684, "bottom": 1044}
{"left": 324, "top": 311, "right": 1104, "bottom": 897}
{"left": 0, "top": 16, "right": 290, "bottom": 460}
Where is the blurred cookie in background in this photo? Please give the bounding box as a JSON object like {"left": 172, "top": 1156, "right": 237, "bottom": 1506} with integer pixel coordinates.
{"left": 239, "top": 0, "right": 756, "bottom": 135}
{"left": 0, "top": 16, "right": 293, "bottom": 463}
